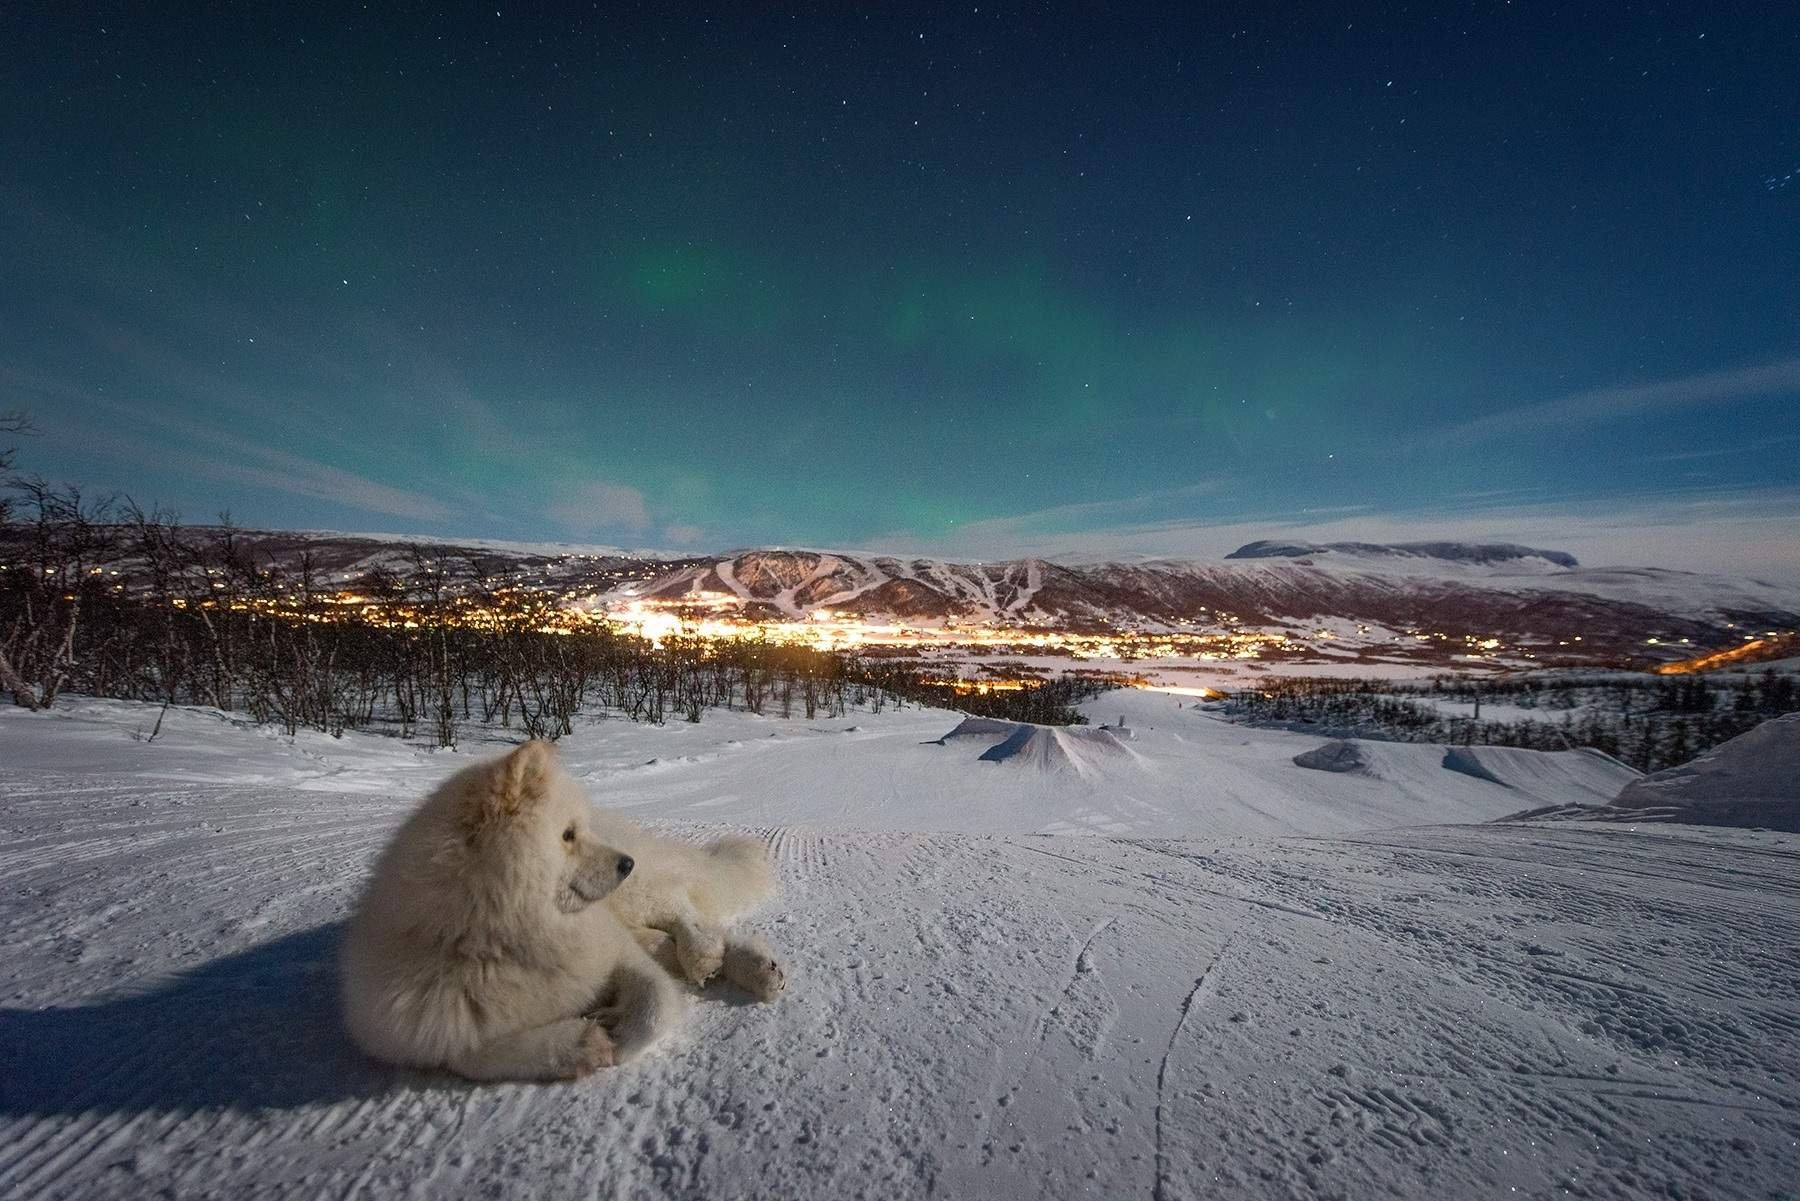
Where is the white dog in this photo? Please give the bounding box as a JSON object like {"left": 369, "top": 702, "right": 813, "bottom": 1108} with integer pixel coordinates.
{"left": 340, "top": 740, "right": 784, "bottom": 1081}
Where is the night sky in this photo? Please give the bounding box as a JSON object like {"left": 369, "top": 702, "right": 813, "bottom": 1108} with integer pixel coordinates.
{"left": 4, "top": 4, "right": 1797, "bottom": 574}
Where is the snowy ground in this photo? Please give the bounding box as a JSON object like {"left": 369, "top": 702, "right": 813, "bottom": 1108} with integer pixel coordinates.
{"left": 2, "top": 694, "right": 1797, "bottom": 1199}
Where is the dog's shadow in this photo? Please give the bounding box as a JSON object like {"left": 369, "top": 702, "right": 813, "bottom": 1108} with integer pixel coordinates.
{"left": 0, "top": 923, "right": 425, "bottom": 1117}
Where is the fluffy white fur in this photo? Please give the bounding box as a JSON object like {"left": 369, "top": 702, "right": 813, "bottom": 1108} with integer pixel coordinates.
{"left": 340, "top": 741, "right": 784, "bottom": 1082}
{"left": 594, "top": 813, "right": 786, "bottom": 1000}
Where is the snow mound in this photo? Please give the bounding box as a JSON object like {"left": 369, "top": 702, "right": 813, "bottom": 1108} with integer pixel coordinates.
{"left": 936, "top": 716, "right": 1129, "bottom": 775}
{"left": 932, "top": 716, "right": 1019, "bottom": 743}
{"left": 1293, "top": 740, "right": 1376, "bottom": 774}
{"left": 1289, "top": 739, "right": 1634, "bottom": 803}
{"left": 1442, "top": 746, "right": 1511, "bottom": 786}
{"left": 1605, "top": 713, "right": 1800, "bottom": 832}
{"left": 1440, "top": 744, "right": 1639, "bottom": 799}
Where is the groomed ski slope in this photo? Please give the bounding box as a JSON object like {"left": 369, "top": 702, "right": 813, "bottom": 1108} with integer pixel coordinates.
{"left": 1, "top": 693, "right": 1796, "bottom": 1200}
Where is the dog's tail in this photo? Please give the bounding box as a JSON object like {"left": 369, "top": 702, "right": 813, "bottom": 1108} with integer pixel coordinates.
{"left": 696, "top": 834, "right": 777, "bottom": 919}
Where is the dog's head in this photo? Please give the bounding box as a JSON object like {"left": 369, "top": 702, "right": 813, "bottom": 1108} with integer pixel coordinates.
{"left": 457, "top": 740, "right": 636, "bottom": 914}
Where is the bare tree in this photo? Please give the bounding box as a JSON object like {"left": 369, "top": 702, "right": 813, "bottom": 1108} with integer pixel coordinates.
{"left": 1, "top": 474, "right": 120, "bottom": 709}
{"left": 0, "top": 412, "right": 38, "bottom": 702}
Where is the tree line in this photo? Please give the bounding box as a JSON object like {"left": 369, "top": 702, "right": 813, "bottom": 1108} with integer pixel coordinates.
{"left": 1222, "top": 671, "right": 1798, "bottom": 773}
{"left": 0, "top": 457, "right": 1100, "bottom": 740}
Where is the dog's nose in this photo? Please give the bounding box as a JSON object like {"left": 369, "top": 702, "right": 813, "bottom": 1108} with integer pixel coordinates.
{"left": 617, "top": 855, "right": 634, "bottom": 878}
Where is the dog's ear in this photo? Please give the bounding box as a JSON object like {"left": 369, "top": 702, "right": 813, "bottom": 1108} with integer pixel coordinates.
{"left": 497, "top": 739, "right": 555, "bottom": 806}
{"left": 469, "top": 740, "right": 555, "bottom": 830}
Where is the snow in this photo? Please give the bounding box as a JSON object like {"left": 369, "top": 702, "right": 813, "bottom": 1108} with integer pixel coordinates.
{"left": 1133, "top": 660, "right": 1478, "bottom": 694}
{"left": 1606, "top": 712, "right": 1800, "bottom": 832}
{"left": 937, "top": 716, "right": 1132, "bottom": 775}
{"left": 1414, "top": 697, "right": 1546, "bottom": 723}
{"left": 0, "top": 697, "right": 445, "bottom": 793}
{"left": 3, "top": 693, "right": 1798, "bottom": 1199}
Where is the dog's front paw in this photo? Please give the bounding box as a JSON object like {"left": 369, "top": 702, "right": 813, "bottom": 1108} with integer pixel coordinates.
{"left": 560, "top": 1021, "right": 616, "bottom": 1079}
{"left": 677, "top": 932, "right": 726, "bottom": 986}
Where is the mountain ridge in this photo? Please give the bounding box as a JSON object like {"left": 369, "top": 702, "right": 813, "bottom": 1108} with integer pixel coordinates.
{"left": 1224, "top": 539, "right": 1581, "bottom": 570}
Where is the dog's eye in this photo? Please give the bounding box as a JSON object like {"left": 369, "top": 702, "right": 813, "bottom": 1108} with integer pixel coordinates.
{"left": 562, "top": 825, "right": 576, "bottom": 843}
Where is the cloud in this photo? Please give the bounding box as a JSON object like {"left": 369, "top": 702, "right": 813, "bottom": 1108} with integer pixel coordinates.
{"left": 149, "top": 439, "right": 454, "bottom": 523}
{"left": 1638, "top": 431, "right": 1800, "bottom": 465}
{"left": 865, "top": 479, "right": 1231, "bottom": 557}
{"left": 1435, "top": 356, "right": 1800, "bottom": 447}
{"left": 1, "top": 368, "right": 454, "bottom": 522}
{"left": 663, "top": 523, "right": 706, "bottom": 545}
{"left": 546, "top": 482, "right": 652, "bottom": 534}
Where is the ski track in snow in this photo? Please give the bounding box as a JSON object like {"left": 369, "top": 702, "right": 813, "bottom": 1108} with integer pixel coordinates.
{"left": 1155, "top": 927, "right": 1241, "bottom": 1201}
{"left": 2, "top": 698, "right": 1799, "bottom": 1199}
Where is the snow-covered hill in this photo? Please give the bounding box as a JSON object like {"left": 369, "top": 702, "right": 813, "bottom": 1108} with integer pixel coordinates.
{"left": 2, "top": 694, "right": 1797, "bottom": 1199}
{"left": 1592, "top": 712, "right": 1800, "bottom": 831}
{"left": 615, "top": 545, "right": 1798, "bottom": 667}
{"left": 626, "top": 544, "right": 1795, "bottom": 630}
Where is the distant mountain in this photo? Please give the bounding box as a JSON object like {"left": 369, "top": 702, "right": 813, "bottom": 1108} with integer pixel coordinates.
{"left": 617, "top": 547, "right": 1795, "bottom": 661}
{"left": 1225, "top": 539, "right": 1581, "bottom": 570}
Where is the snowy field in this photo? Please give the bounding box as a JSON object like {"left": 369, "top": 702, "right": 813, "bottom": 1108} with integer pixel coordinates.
{"left": 2, "top": 693, "right": 1797, "bottom": 1199}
